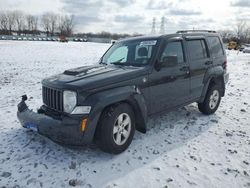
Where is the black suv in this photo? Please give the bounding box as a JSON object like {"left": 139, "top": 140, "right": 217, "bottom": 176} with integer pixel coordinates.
{"left": 17, "top": 30, "right": 229, "bottom": 154}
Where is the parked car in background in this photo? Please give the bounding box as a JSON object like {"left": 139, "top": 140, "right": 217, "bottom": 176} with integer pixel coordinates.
{"left": 243, "top": 47, "right": 250, "bottom": 53}
{"left": 59, "top": 36, "right": 68, "bottom": 42}
{"left": 239, "top": 45, "right": 245, "bottom": 52}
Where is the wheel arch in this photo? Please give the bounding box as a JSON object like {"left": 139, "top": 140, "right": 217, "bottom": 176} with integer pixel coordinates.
{"left": 199, "top": 66, "right": 226, "bottom": 103}
{"left": 82, "top": 86, "right": 148, "bottom": 144}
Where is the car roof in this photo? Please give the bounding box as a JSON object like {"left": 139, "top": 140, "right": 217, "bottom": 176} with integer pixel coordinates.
{"left": 118, "top": 32, "right": 220, "bottom": 43}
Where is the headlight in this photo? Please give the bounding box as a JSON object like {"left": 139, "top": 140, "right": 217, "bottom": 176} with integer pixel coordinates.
{"left": 63, "top": 90, "right": 77, "bottom": 113}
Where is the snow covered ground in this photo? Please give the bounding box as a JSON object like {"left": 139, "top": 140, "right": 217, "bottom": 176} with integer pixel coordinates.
{"left": 0, "top": 41, "right": 249, "bottom": 188}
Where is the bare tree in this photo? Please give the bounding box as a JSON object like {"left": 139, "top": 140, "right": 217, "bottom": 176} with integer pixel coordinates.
{"left": 218, "top": 30, "right": 234, "bottom": 43}
{"left": 13, "top": 10, "right": 25, "bottom": 35}
{"left": 242, "top": 25, "right": 250, "bottom": 43}
{"left": 41, "top": 12, "right": 58, "bottom": 36}
{"left": 32, "top": 16, "right": 38, "bottom": 33}
{"left": 234, "top": 21, "right": 246, "bottom": 40}
{"left": 41, "top": 13, "right": 50, "bottom": 36}
{"left": 26, "top": 15, "right": 33, "bottom": 31}
{"left": 48, "top": 13, "right": 58, "bottom": 36}
{"left": 6, "top": 11, "right": 15, "bottom": 35}
{"left": 0, "top": 12, "right": 8, "bottom": 34}
{"left": 58, "top": 14, "right": 74, "bottom": 37}
{"left": 26, "top": 14, "right": 38, "bottom": 34}
{"left": 233, "top": 21, "right": 250, "bottom": 43}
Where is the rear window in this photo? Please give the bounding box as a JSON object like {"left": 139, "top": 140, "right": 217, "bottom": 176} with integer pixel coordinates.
{"left": 207, "top": 37, "right": 224, "bottom": 57}
{"left": 187, "top": 40, "right": 208, "bottom": 60}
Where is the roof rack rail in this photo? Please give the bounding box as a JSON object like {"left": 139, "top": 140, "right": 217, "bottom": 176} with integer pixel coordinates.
{"left": 177, "top": 30, "right": 217, "bottom": 34}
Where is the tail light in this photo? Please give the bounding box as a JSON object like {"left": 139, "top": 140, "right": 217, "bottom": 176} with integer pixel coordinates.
{"left": 223, "top": 59, "right": 227, "bottom": 71}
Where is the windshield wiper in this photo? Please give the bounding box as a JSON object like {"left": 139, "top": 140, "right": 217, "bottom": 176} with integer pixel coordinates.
{"left": 101, "top": 62, "right": 107, "bottom": 65}
{"left": 111, "top": 62, "right": 127, "bottom": 66}
{"left": 110, "top": 58, "right": 125, "bottom": 65}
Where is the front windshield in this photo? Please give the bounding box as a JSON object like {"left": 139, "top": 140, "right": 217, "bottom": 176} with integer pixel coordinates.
{"left": 101, "top": 39, "right": 158, "bottom": 66}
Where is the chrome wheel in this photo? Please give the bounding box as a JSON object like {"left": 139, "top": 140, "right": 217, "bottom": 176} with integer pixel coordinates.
{"left": 209, "top": 90, "right": 219, "bottom": 109}
{"left": 113, "top": 113, "right": 131, "bottom": 146}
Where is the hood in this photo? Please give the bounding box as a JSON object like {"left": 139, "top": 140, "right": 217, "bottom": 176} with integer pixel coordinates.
{"left": 42, "top": 65, "right": 147, "bottom": 91}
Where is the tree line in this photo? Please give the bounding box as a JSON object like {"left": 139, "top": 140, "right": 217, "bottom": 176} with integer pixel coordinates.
{"left": 0, "top": 10, "right": 74, "bottom": 37}
{"left": 218, "top": 21, "right": 250, "bottom": 44}
{"left": 74, "top": 31, "right": 142, "bottom": 40}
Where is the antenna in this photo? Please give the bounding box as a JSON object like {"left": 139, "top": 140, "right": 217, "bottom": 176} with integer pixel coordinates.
{"left": 151, "top": 17, "right": 156, "bottom": 35}
{"left": 159, "top": 16, "right": 165, "bottom": 34}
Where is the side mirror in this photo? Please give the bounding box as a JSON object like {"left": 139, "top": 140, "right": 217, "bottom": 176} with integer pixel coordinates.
{"left": 161, "top": 56, "right": 178, "bottom": 68}
{"left": 155, "top": 55, "right": 178, "bottom": 71}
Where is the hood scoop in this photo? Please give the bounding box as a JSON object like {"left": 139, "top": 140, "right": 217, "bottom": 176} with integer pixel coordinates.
{"left": 64, "top": 66, "right": 93, "bottom": 76}
{"left": 63, "top": 65, "right": 117, "bottom": 77}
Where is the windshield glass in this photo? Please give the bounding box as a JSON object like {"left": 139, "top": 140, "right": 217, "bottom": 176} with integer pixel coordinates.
{"left": 101, "top": 39, "right": 158, "bottom": 66}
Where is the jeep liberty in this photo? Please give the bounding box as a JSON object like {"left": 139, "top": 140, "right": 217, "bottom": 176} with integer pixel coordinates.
{"left": 17, "top": 30, "right": 229, "bottom": 154}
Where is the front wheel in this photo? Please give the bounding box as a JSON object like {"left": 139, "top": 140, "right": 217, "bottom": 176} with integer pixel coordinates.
{"left": 198, "top": 85, "right": 222, "bottom": 115}
{"left": 97, "top": 103, "right": 135, "bottom": 154}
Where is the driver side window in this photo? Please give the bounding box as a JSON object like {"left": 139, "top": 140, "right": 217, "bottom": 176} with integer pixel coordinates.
{"left": 160, "top": 41, "right": 184, "bottom": 64}
{"left": 107, "top": 46, "right": 128, "bottom": 64}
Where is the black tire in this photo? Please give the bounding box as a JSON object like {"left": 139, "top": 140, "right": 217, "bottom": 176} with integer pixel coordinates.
{"left": 97, "top": 103, "right": 135, "bottom": 154}
{"left": 198, "top": 84, "right": 222, "bottom": 115}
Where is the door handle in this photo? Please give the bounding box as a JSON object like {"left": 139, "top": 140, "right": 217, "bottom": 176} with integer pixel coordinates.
{"left": 179, "top": 66, "right": 190, "bottom": 75}
{"left": 180, "top": 66, "right": 189, "bottom": 71}
{"left": 205, "top": 61, "right": 213, "bottom": 65}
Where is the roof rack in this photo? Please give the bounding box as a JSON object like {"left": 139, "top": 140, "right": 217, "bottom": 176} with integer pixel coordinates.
{"left": 176, "top": 30, "right": 216, "bottom": 34}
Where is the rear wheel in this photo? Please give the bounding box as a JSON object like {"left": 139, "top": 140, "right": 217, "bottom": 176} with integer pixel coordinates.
{"left": 97, "top": 103, "right": 135, "bottom": 154}
{"left": 198, "top": 84, "right": 221, "bottom": 115}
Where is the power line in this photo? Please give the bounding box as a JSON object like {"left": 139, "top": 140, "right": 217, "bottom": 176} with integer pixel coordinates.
{"left": 160, "top": 16, "right": 165, "bottom": 34}
{"left": 151, "top": 17, "right": 156, "bottom": 35}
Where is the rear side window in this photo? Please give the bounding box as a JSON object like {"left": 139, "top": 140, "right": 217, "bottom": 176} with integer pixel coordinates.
{"left": 207, "top": 36, "right": 224, "bottom": 57}
{"left": 187, "top": 40, "right": 208, "bottom": 60}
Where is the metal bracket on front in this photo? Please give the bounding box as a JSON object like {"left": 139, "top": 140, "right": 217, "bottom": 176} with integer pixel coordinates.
{"left": 17, "top": 95, "right": 28, "bottom": 113}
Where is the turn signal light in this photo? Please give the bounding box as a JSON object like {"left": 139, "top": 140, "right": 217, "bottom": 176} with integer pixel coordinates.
{"left": 81, "top": 118, "right": 88, "bottom": 132}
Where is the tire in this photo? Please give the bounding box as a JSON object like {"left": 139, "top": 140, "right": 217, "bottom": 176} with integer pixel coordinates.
{"left": 198, "top": 84, "right": 222, "bottom": 115}
{"left": 97, "top": 103, "right": 135, "bottom": 154}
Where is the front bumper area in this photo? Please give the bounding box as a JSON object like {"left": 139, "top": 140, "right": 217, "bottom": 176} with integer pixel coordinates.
{"left": 17, "top": 97, "right": 87, "bottom": 145}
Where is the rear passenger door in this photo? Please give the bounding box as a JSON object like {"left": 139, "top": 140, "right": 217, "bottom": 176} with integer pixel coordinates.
{"left": 186, "top": 38, "right": 211, "bottom": 99}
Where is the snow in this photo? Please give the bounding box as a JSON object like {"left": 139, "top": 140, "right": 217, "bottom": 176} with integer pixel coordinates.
{"left": 0, "top": 41, "right": 250, "bottom": 188}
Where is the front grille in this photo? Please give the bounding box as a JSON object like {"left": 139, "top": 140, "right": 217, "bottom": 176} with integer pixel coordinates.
{"left": 42, "top": 86, "right": 63, "bottom": 112}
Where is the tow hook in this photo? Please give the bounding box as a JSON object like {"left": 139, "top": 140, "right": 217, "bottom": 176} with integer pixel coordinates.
{"left": 17, "top": 95, "right": 28, "bottom": 113}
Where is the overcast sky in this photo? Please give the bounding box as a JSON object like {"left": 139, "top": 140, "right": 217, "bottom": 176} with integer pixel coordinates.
{"left": 0, "top": 0, "right": 250, "bottom": 34}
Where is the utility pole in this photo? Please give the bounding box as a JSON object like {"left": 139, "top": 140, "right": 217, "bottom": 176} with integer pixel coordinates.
{"left": 160, "top": 16, "right": 165, "bottom": 34}
{"left": 151, "top": 17, "right": 156, "bottom": 35}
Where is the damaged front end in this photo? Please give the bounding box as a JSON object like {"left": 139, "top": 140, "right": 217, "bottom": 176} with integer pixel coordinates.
{"left": 17, "top": 95, "right": 87, "bottom": 145}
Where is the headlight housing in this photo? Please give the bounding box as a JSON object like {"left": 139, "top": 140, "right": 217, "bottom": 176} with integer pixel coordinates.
{"left": 63, "top": 90, "right": 77, "bottom": 113}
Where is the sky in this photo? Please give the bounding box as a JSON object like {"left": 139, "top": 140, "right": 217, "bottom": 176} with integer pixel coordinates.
{"left": 0, "top": 0, "right": 250, "bottom": 34}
